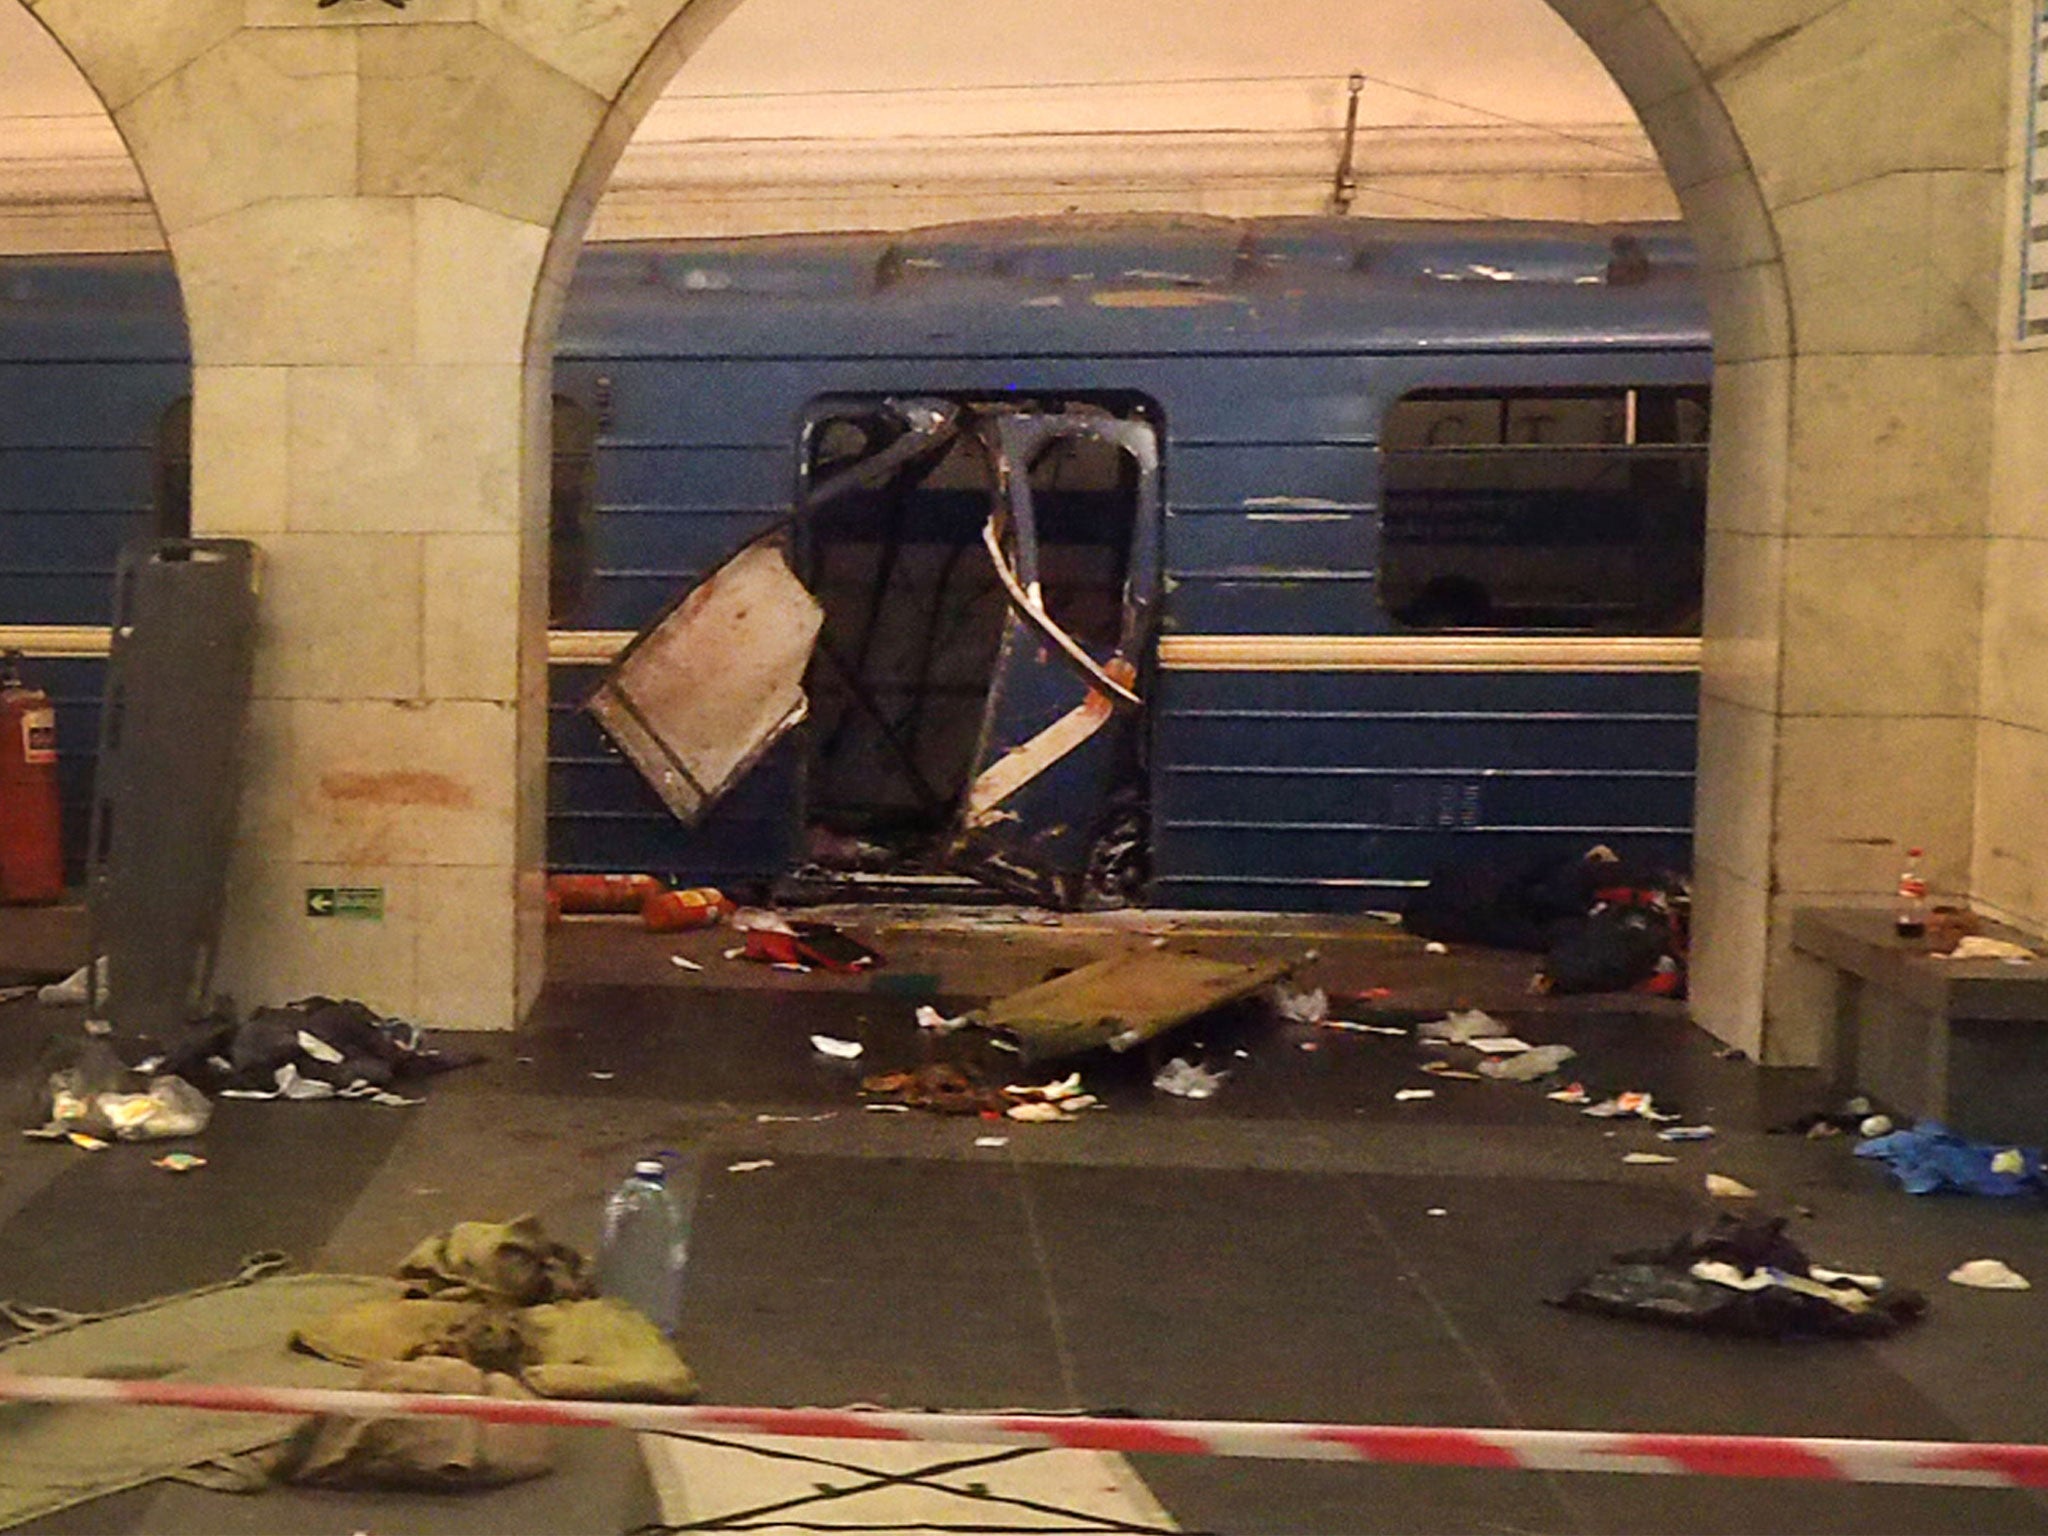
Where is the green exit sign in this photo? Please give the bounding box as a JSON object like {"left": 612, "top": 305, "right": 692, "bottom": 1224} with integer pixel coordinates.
{"left": 305, "top": 887, "right": 385, "bottom": 920}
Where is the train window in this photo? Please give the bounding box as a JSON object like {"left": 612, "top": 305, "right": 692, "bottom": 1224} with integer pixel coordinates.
{"left": 154, "top": 396, "right": 191, "bottom": 541}
{"left": 1377, "top": 386, "right": 1708, "bottom": 635}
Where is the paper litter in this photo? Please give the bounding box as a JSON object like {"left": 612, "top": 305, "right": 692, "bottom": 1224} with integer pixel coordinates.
{"left": 1583, "top": 1092, "right": 1679, "bottom": 1122}
{"left": 1417, "top": 1010, "right": 1501, "bottom": 1045}
{"left": 1152, "top": 1058, "right": 1226, "bottom": 1100}
{"left": 810, "top": 1035, "right": 864, "bottom": 1060}
{"left": 1479, "top": 1044, "right": 1577, "bottom": 1082}
{"left": 1705, "top": 1174, "right": 1758, "bottom": 1199}
{"left": 916, "top": 1005, "right": 970, "bottom": 1034}
{"left": 1273, "top": 986, "right": 1329, "bottom": 1025}
{"left": 1394, "top": 1089, "right": 1436, "bottom": 1103}
{"left": 1623, "top": 1153, "right": 1678, "bottom": 1166}
{"left": 725, "top": 1160, "right": 775, "bottom": 1174}
{"left": 1948, "top": 1258, "right": 2031, "bottom": 1290}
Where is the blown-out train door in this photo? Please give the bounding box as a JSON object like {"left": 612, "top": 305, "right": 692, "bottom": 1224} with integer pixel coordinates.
{"left": 587, "top": 403, "right": 964, "bottom": 829}
{"left": 948, "top": 411, "right": 1162, "bottom": 908}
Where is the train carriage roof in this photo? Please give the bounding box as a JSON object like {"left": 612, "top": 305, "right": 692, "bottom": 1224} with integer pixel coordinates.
{"left": 0, "top": 216, "right": 1710, "bottom": 364}
{"left": 558, "top": 215, "right": 1710, "bottom": 360}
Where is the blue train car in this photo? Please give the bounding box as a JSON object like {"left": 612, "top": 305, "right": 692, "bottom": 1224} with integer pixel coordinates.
{"left": 0, "top": 215, "right": 1711, "bottom": 911}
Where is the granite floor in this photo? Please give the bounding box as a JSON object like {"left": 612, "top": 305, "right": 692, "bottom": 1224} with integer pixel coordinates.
{"left": 3, "top": 912, "right": 2048, "bottom": 1534}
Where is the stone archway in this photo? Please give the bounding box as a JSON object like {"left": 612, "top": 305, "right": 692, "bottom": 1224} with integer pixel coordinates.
{"left": 18, "top": 1, "right": 2014, "bottom": 1054}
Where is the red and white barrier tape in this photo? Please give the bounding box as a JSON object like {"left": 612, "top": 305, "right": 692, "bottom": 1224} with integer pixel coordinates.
{"left": 0, "top": 1372, "right": 2043, "bottom": 1489}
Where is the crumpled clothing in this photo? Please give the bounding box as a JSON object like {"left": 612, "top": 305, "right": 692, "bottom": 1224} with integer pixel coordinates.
{"left": 159, "top": 997, "right": 480, "bottom": 1100}
{"left": 397, "top": 1216, "right": 593, "bottom": 1306}
{"left": 1854, "top": 1122, "right": 2042, "bottom": 1197}
{"left": 294, "top": 1295, "right": 695, "bottom": 1405}
{"left": 295, "top": 1217, "right": 695, "bottom": 1404}
{"left": 281, "top": 1356, "right": 553, "bottom": 1490}
{"left": 1552, "top": 1215, "right": 1925, "bottom": 1340}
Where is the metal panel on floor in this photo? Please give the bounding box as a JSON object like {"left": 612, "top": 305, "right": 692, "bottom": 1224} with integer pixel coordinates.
{"left": 86, "top": 537, "right": 257, "bottom": 1033}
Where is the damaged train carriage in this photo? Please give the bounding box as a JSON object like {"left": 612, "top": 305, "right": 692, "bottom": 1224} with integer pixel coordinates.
{"left": 0, "top": 215, "right": 1709, "bottom": 915}
{"left": 553, "top": 216, "right": 1710, "bottom": 912}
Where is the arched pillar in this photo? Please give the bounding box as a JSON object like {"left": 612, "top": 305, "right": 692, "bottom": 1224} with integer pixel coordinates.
{"left": 19, "top": 0, "right": 711, "bottom": 1029}
{"left": 1552, "top": 2, "right": 2009, "bottom": 1062}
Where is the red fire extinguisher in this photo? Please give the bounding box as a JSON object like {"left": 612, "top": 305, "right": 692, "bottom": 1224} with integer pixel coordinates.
{"left": 0, "top": 650, "right": 64, "bottom": 904}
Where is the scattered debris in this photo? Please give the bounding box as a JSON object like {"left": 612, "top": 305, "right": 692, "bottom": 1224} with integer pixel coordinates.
{"left": 754, "top": 1113, "right": 835, "bottom": 1124}
{"left": 981, "top": 950, "right": 1295, "bottom": 1062}
{"left": 1006, "top": 1102, "right": 1069, "bottom": 1123}
{"left": 34, "top": 959, "right": 103, "bottom": 1007}
{"left": 156, "top": 997, "right": 477, "bottom": 1103}
{"left": 1321, "top": 1020, "right": 1409, "bottom": 1037}
{"left": 1856, "top": 1123, "right": 2040, "bottom": 1197}
{"left": 1705, "top": 1173, "right": 1758, "bottom": 1199}
{"left": 1552, "top": 1215, "right": 1925, "bottom": 1340}
{"left": 669, "top": 956, "right": 704, "bottom": 972}
{"left": 862, "top": 1065, "right": 999, "bottom": 1115}
{"left": 587, "top": 1072, "right": 616, "bottom": 1083}
{"left": 1153, "top": 1058, "right": 1227, "bottom": 1100}
{"left": 1623, "top": 1153, "right": 1678, "bottom": 1166}
{"left": 1417, "top": 1010, "right": 1503, "bottom": 1045}
{"left": 547, "top": 873, "right": 664, "bottom": 915}
{"left": 809, "top": 1035, "right": 864, "bottom": 1060}
{"left": 865, "top": 1103, "right": 912, "bottom": 1114}
{"left": 152, "top": 1152, "right": 207, "bottom": 1173}
{"left": 1424, "top": 942, "right": 1450, "bottom": 955}
{"left": 1008, "top": 1073, "right": 1087, "bottom": 1104}
{"left": 1479, "top": 1044, "right": 1577, "bottom": 1082}
{"left": 725, "top": 1160, "right": 775, "bottom": 1174}
{"left": 1394, "top": 1089, "right": 1437, "bottom": 1103}
{"left": 1948, "top": 1259, "right": 2031, "bottom": 1291}
{"left": 1583, "top": 1092, "right": 1678, "bottom": 1122}
{"left": 974, "top": 1136, "right": 1009, "bottom": 1148}
{"left": 64, "top": 1132, "right": 108, "bottom": 1152}
{"left": 1658, "top": 1125, "right": 1717, "bottom": 1143}
{"left": 1273, "top": 986, "right": 1329, "bottom": 1025}
{"left": 1547, "top": 1082, "right": 1591, "bottom": 1105}
{"left": 744, "top": 919, "right": 882, "bottom": 973}
{"left": 643, "top": 887, "right": 735, "bottom": 932}
{"left": 1859, "top": 1114, "right": 1894, "bottom": 1139}
{"left": 1420, "top": 1062, "right": 1483, "bottom": 1080}
{"left": 1426, "top": 1207, "right": 1449, "bottom": 1218}
{"left": 1775, "top": 1097, "right": 1877, "bottom": 1139}
{"left": 1468, "top": 1037, "right": 1535, "bottom": 1055}
{"left": 1716, "top": 1045, "right": 1747, "bottom": 1062}
{"left": 915, "top": 1005, "right": 970, "bottom": 1034}
{"left": 27, "top": 1056, "right": 212, "bottom": 1144}
{"left": 1937, "top": 936, "right": 2036, "bottom": 962}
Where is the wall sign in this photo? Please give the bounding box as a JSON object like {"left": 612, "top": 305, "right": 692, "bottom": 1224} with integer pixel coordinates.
{"left": 2023, "top": 2, "right": 2048, "bottom": 339}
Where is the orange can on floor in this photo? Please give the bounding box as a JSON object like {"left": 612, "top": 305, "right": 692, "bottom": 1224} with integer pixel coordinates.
{"left": 642, "top": 887, "right": 734, "bottom": 932}
{"left": 547, "top": 873, "right": 666, "bottom": 914}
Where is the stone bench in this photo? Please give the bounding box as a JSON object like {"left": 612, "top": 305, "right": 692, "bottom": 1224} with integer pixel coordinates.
{"left": 1791, "top": 907, "right": 2048, "bottom": 1145}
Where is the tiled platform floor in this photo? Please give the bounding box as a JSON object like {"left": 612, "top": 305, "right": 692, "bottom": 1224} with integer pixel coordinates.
{"left": 4, "top": 912, "right": 2048, "bottom": 1534}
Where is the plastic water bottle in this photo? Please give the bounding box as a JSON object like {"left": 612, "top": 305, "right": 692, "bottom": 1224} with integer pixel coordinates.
{"left": 1895, "top": 846, "right": 1928, "bottom": 940}
{"left": 597, "top": 1158, "right": 687, "bottom": 1336}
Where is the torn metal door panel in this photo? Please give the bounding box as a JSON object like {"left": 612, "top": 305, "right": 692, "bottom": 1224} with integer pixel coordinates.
{"left": 949, "top": 410, "right": 1161, "bottom": 908}
{"left": 977, "top": 949, "right": 1297, "bottom": 1062}
{"left": 950, "top": 616, "right": 1137, "bottom": 908}
{"left": 587, "top": 538, "right": 824, "bottom": 825}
